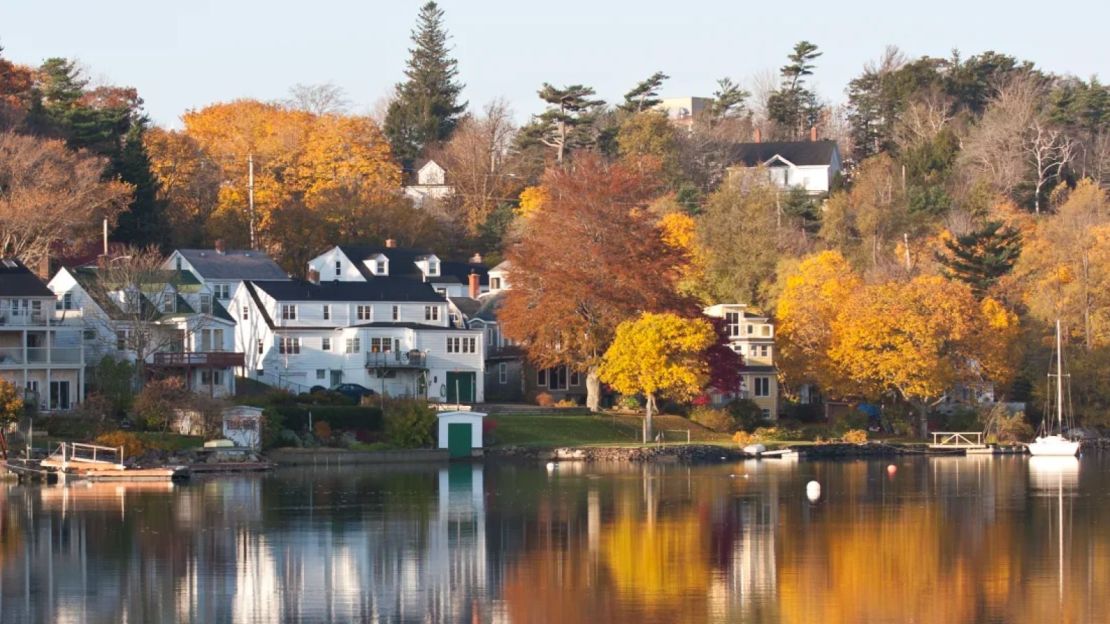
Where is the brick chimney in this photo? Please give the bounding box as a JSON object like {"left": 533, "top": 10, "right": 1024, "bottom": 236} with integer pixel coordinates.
{"left": 307, "top": 268, "right": 320, "bottom": 284}
{"left": 810, "top": 126, "right": 817, "bottom": 142}
{"left": 753, "top": 128, "right": 762, "bottom": 143}
{"left": 468, "top": 272, "right": 480, "bottom": 299}
{"left": 385, "top": 238, "right": 397, "bottom": 249}
{"left": 215, "top": 239, "right": 225, "bottom": 254}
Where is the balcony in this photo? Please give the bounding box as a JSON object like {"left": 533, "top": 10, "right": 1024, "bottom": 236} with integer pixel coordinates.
{"left": 0, "top": 347, "right": 82, "bottom": 366}
{"left": 366, "top": 350, "right": 427, "bottom": 369}
{"left": 0, "top": 311, "right": 49, "bottom": 327}
{"left": 151, "top": 351, "right": 245, "bottom": 368}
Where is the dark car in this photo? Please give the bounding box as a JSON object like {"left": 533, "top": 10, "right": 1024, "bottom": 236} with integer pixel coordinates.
{"left": 332, "top": 383, "right": 377, "bottom": 402}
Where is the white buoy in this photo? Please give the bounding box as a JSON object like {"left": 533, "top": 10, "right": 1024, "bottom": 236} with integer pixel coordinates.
{"left": 806, "top": 480, "right": 821, "bottom": 502}
{"left": 545, "top": 462, "right": 556, "bottom": 472}
{"left": 887, "top": 464, "right": 897, "bottom": 477}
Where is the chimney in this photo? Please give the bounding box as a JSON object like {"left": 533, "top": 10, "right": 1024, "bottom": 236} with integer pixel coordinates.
{"left": 810, "top": 126, "right": 817, "bottom": 142}
{"left": 469, "top": 252, "right": 483, "bottom": 264}
{"left": 307, "top": 268, "right": 320, "bottom": 284}
{"left": 468, "top": 272, "right": 480, "bottom": 299}
{"left": 753, "top": 128, "right": 762, "bottom": 143}
{"left": 215, "top": 239, "right": 226, "bottom": 254}
{"left": 385, "top": 238, "right": 397, "bottom": 249}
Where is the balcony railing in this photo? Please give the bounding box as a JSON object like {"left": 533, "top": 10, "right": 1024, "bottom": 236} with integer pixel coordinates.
{"left": 0, "top": 347, "right": 82, "bottom": 365}
{"left": 0, "top": 311, "right": 49, "bottom": 326}
{"left": 366, "top": 350, "right": 427, "bottom": 369}
{"left": 151, "top": 351, "right": 245, "bottom": 368}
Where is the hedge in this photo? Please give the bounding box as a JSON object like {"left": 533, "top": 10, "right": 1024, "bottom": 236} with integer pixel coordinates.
{"left": 264, "top": 405, "right": 384, "bottom": 432}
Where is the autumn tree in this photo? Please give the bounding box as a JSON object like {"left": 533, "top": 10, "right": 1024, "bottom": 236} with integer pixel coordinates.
{"left": 829, "top": 275, "right": 1019, "bottom": 437}
{"left": 616, "top": 110, "right": 680, "bottom": 181}
{"left": 0, "top": 132, "right": 132, "bottom": 271}
{"left": 0, "top": 378, "right": 23, "bottom": 425}
{"left": 0, "top": 45, "right": 33, "bottom": 129}
{"left": 517, "top": 84, "right": 605, "bottom": 163}
{"left": 599, "top": 313, "right": 715, "bottom": 442}
{"left": 384, "top": 1, "right": 466, "bottom": 164}
{"left": 499, "top": 154, "right": 692, "bottom": 410}
{"left": 143, "top": 127, "right": 220, "bottom": 247}
{"left": 936, "top": 221, "right": 1022, "bottom": 296}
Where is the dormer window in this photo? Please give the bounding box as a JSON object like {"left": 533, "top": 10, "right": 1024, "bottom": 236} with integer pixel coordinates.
{"left": 376, "top": 260, "right": 386, "bottom": 274}
{"left": 365, "top": 254, "right": 389, "bottom": 276}
{"left": 428, "top": 261, "right": 439, "bottom": 276}
{"left": 162, "top": 292, "right": 176, "bottom": 313}
{"left": 199, "top": 294, "right": 212, "bottom": 314}
{"left": 490, "top": 277, "right": 502, "bottom": 290}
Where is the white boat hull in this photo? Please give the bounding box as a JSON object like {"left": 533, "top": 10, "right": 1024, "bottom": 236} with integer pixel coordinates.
{"left": 1027, "top": 435, "right": 1080, "bottom": 457}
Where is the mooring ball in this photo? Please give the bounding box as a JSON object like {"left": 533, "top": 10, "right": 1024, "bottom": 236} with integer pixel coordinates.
{"left": 806, "top": 480, "right": 822, "bottom": 502}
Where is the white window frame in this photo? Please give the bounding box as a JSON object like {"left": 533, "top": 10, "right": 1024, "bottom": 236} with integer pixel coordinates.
{"left": 321, "top": 337, "right": 331, "bottom": 351}
{"left": 392, "top": 305, "right": 399, "bottom": 321}
{"left": 281, "top": 304, "right": 297, "bottom": 321}
{"left": 425, "top": 305, "right": 440, "bottom": 321}
{"left": 322, "top": 305, "right": 331, "bottom": 320}
{"left": 754, "top": 376, "right": 770, "bottom": 397}
{"left": 498, "top": 363, "right": 507, "bottom": 384}
{"left": 357, "top": 305, "right": 372, "bottom": 321}
{"left": 345, "top": 337, "right": 360, "bottom": 353}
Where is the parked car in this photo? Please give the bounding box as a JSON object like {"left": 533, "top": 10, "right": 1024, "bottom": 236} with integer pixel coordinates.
{"left": 332, "top": 383, "right": 377, "bottom": 402}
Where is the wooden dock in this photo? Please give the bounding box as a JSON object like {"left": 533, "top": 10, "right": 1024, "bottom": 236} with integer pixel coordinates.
{"left": 929, "top": 432, "right": 988, "bottom": 451}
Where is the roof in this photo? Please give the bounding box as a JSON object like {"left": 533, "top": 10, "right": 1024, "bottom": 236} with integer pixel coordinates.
{"left": 351, "top": 321, "right": 473, "bottom": 332}
{"left": 67, "top": 267, "right": 233, "bottom": 322}
{"left": 490, "top": 260, "right": 511, "bottom": 273}
{"left": 473, "top": 292, "right": 505, "bottom": 322}
{"left": 732, "top": 140, "right": 839, "bottom": 167}
{"left": 250, "top": 278, "right": 445, "bottom": 303}
{"left": 336, "top": 246, "right": 488, "bottom": 285}
{"left": 176, "top": 249, "right": 288, "bottom": 281}
{"left": 0, "top": 259, "right": 54, "bottom": 298}
{"left": 448, "top": 296, "right": 482, "bottom": 319}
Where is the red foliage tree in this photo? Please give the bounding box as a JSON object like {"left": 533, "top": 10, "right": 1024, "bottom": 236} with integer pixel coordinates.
{"left": 499, "top": 153, "right": 695, "bottom": 410}
{"left": 704, "top": 317, "right": 743, "bottom": 393}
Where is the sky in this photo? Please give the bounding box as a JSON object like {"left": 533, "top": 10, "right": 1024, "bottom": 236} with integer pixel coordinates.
{"left": 2, "top": 0, "right": 1108, "bottom": 128}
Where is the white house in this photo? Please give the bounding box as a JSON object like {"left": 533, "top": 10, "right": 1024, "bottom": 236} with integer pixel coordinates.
{"left": 48, "top": 266, "right": 242, "bottom": 398}
{"left": 704, "top": 304, "right": 778, "bottom": 420}
{"left": 306, "top": 243, "right": 489, "bottom": 300}
{"left": 164, "top": 243, "right": 288, "bottom": 303}
{"left": 727, "top": 137, "right": 842, "bottom": 195}
{"left": 229, "top": 275, "right": 485, "bottom": 403}
{"left": 0, "top": 259, "right": 85, "bottom": 411}
{"left": 655, "top": 96, "right": 713, "bottom": 128}
{"left": 403, "top": 159, "right": 453, "bottom": 208}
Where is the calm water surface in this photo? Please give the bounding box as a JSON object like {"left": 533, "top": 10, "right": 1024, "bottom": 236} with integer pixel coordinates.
{"left": 1, "top": 454, "right": 1108, "bottom": 623}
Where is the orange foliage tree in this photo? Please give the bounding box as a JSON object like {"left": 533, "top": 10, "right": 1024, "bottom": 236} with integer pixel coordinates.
{"left": 499, "top": 154, "right": 694, "bottom": 410}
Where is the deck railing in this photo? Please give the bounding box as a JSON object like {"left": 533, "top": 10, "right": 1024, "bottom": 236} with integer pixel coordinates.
{"left": 152, "top": 351, "right": 245, "bottom": 368}
{"left": 930, "top": 431, "right": 985, "bottom": 448}
{"left": 366, "top": 351, "right": 427, "bottom": 368}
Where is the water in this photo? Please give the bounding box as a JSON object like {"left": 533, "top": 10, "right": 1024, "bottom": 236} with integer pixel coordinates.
{"left": 1, "top": 455, "right": 1107, "bottom": 623}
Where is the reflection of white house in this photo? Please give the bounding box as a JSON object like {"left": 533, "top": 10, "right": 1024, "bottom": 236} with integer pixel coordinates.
{"left": 704, "top": 304, "right": 778, "bottom": 420}
{"left": 404, "top": 159, "right": 453, "bottom": 207}
{"left": 727, "top": 139, "right": 841, "bottom": 194}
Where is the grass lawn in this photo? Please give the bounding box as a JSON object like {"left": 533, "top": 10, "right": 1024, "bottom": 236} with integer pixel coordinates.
{"left": 490, "top": 410, "right": 731, "bottom": 447}
{"left": 133, "top": 432, "right": 205, "bottom": 451}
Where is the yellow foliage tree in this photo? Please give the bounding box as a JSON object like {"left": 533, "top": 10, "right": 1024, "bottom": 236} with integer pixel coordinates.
{"left": 0, "top": 379, "right": 23, "bottom": 424}
{"left": 658, "top": 211, "right": 709, "bottom": 301}
{"left": 599, "top": 313, "right": 715, "bottom": 442}
{"left": 516, "top": 185, "right": 548, "bottom": 218}
{"left": 828, "top": 275, "right": 1019, "bottom": 437}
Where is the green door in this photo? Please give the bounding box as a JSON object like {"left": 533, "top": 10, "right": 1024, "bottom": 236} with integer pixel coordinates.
{"left": 445, "top": 372, "right": 475, "bottom": 403}
{"left": 447, "top": 423, "right": 472, "bottom": 458}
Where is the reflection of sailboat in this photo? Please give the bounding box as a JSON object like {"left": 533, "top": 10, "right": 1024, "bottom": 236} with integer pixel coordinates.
{"left": 1028, "top": 455, "right": 1078, "bottom": 601}
{"left": 1028, "top": 320, "right": 1080, "bottom": 456}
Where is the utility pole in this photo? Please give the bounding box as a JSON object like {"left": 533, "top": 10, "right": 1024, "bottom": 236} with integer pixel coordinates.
{"left": 248, "top": 153, "right": 256, "bottom": 250}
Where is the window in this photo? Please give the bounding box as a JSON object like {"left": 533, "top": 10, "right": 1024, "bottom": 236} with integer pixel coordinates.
{"left": 761, "top": 408, "right": 771, "bottom": 420}
{"left": 162, "top": 292, "right": 176, "bottom": 312}
{"left": 316, "top": 369, "right": 326, "bottom": 380}
{"left": 212, "top": 329, "right": 225, "bottom": 351}
{"left": 428, "top": 261, "right": 439, "bottom": 276}
{"left": 322, "top": 305, "right": 331, "bottom": 320}
{"left": 281, "top": 305, "right": 297, "bottom": 320}
{"left": 759, "top": 345, "right": 769, "bottom": 357}
{"left": 726, "top": 312, "right": 740, "bottom": 337}
{"left": 392, "top": 305, "right": 399, "bottom": 321}
{"left": 257, "top": 339, "right": 264, "bottom": 355}
{"left": 278, "top": 337, "right": 300, "bottom": 355}
{"left": 116, "top": 330, "right": 128, "bottom": 351}
{"left": 449, "top": 336, "right": 476, "bottom": 353}
{"left": 490, "top": 277, "right": 502, "bottom": 290}
{"left": 357, "top": 305, "right": 372, "bottom": 321}
{"left": 537, "top": 369, "right": 548, "bottom": 387}
{"left": 375, "top": 260, "right": 386, "bottom": 274}
{"left": 746, "top": 324, "right": 754, "bottom": 335}
{"left": 214, "top": 283, "right": 230, "bottom": 299}
{"left": 175, "top": 257, "right": 183, "bottom": 271}
{"left": 424, "top": 305, "right": 440, "bottom": 321}
{"left": 570, "top": 371, "right": 581, "bottom": 386}
{"left": 488, "top": 325, "right": 499, "bottom": 346}
{"left": 345, "top": 337, "right": 360, "bottom": 353}
{"left": 56, "top": 292, "right": 74, "bottom": 311}
{"left": 370, "top": 337, "right": 392, "bottom": 352}
{"left": 321, "top": 337, "right": 331, "bottom": 351}
{"left": 499, "top": 363, "right": 507, "bottom": 384}
{"left": 201, "top": 370, "right": 224, "bottom": 386}
{"left": 82, "top": 329, "right": 96, "bottom": 340}
{"left": 199, "top": 294, "right": 212, "bottom": 314}
{"left": 241, "top": 305, "right": 249, "bottom": 320}
{"left": 761, "top": 325, "right": 771, "bottom": 337}
{"left": 447, "top": 337, "right": 460, "bottom": 353}
{"left": 334, "top": 260, "right": 342, "bottom": 277}
{"left": 754, "top": 376, "right": 770, "bottom": 397}
{"left": 548, "top": 367, "right": 568, "bottom": 391}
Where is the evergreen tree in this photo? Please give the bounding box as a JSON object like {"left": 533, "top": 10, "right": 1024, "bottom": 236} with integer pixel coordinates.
{"left": 709, "top": 77, "right": 749, "bottom": 120}
{"left": 384, "top": 1, "right": 466, "bottom": 165}
{"left": 516, "top": 84, "right": 605, "bottom": 163}
{"left": 619, "top": 71, "right": 668, "bottom": 113}
{"left": 766, "top": 41, "right": 823, "bottom": 139}
{"left": 937, "top": 221, "right": 1023, "bottom": 296}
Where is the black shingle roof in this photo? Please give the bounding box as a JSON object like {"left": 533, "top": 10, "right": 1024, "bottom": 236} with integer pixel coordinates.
{"left": 336, "top": 246, "right": 488, "bottom": 285}
{"left": 250, "top": 278, "right": 445, "bottom": 303}
{"left": 0, "top": 259, "right": 53, "bottom": 298}
{"left": 177, "top": 249, "right": 288, "bottom": 281}
{"left": 733, "top": 140, "right": 839, "bottom": 167}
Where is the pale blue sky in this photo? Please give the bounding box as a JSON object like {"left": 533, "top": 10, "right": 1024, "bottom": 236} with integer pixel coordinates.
{"left": 2, "top": 0, "right": 1106, "bottom": 128}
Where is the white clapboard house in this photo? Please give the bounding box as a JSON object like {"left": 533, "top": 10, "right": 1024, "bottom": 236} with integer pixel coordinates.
{"left": 230, "top": 271, "right": 485, "bottom": 404}
{"left": 164, "top": 242, "right": 289, "bottom": 303}
{"left": 727, "top": 133, "right": 842, "bottom": 195}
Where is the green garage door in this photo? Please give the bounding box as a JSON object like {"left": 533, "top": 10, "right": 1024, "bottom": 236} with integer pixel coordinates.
{"left": 447, "top": 423, "right": 472, "bottom": 458}
{"left": 446, "top": 372, "right": 475, "bottom": 403}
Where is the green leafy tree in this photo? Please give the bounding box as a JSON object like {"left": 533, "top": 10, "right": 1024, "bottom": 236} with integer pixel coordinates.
{"left": 517, "top": 84, "right": 605, "bottom": 163}
{"left": 937, "top": 221, "right": 1023, "bottom": 296}
{"left": 383, "top": 1, "right": 466, "bottom": 164}
{"left": 766, "top": 41, "right": 823, "bottom": 139}
{"left": 619, "top": 71, "right": 668, "bottom": 113}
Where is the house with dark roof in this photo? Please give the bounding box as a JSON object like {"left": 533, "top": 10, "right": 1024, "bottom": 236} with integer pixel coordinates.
{"left": 48, "top": 265, "right": 242, "bottom": 398}
{"left": 165, "top": 243, "right": 289, "bottom": 303}
{"left": 229, "top": 272, "right": 485, "bottom": 403}
{"left": 727, "top": 135, "right": 842, "bottom": 194}
{"left": 307, "top": 243, "right": 489, "bottom": 299}
{"left": 0, "top": 259, "right": 85, "bottom": 410}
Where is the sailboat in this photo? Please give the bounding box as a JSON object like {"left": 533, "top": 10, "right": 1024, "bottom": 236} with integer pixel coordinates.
{"left": 1027, "top": 320, "right": 1080, "bottom": 457}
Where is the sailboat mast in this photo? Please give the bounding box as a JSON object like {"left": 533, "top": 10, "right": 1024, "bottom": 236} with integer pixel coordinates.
{"left": 1056, "top": 319, "right": 1064, "bottom": 430}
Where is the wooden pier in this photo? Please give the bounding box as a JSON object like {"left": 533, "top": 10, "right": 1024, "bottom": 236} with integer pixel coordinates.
{"left": 930, "top": 432, "right": 988, "bottom": 451}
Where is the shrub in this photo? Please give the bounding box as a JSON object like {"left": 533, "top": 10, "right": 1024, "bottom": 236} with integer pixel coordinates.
{"left": 726, "top": 399, "right": 765, "bottom": 432}
{"left": 842, "top": 429, "right": 868, "bottom": 444}
{"left": 690, "top": 406, "right": 735, "bottom": 433}
{"left": 482, "top": 418, "right": 498, "bottom": 445}
{"left": 299, "top": 389, "right": 356, "bottom": 406}
{"left": 88, "top": 356, "right": 135, "bottom": 416}
{"left": 554, "top": 398, "right": 579, "bottom": 408}
{"left": 313, "top": 420, "right": 333, "bottom": 442}
{"left": 383, "top": 399, "right": 437, "bottom": 448}
{"left": 997, "top": 411, "right": 1034, "bottom": 443}
{"left": 132, "top": 378, "right": 188, "bottom": 431}
{"left": 263, "top": 405, "right": 384, "bottom": 432}
{"left": 535, "top": 392, "right": 555, "bottom": 407}
{"left": 617, "top": 394, "right": 641, "bottom": 410}
{"left": 94, "top": 431, "right": 147, "bottom": 458}
{"left": 732, "top": 430, "right": 756, "bottom": 446}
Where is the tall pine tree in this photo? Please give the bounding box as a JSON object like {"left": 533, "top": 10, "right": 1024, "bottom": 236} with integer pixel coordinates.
{"left": 384, "top": 2, "right": 466, "bottom": 166}
{"left": 766, "top": 41, "right": 823, "bottom": 140}
{"left": 937, "top": 221, "right": 1023, "bottom": 297}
